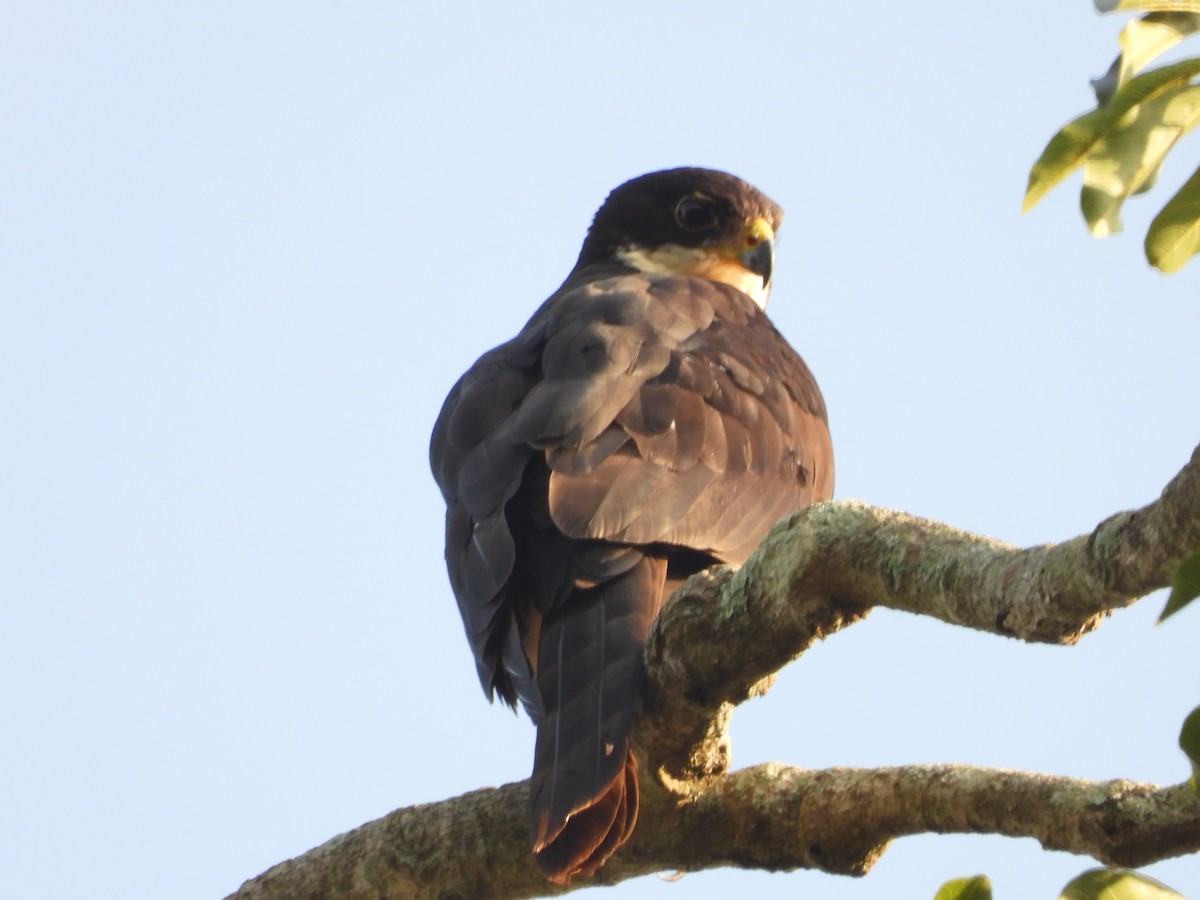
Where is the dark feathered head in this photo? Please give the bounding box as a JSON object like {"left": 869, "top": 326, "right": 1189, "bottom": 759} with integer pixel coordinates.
{"left": 573, "top": 167, "right": 783, "bottom": 307}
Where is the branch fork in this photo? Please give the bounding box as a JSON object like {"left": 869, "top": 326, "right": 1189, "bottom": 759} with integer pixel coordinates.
{"left": 228, "top": 444, "right": 1200, "bottom": 899}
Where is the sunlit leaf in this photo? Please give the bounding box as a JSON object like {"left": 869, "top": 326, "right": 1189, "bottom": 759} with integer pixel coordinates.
{"left": 1094, "top": 14, "right": 1200, "bottom": 106}
{"left": 1082, "top": 83, "right": 1200, "bottom": 235}
{"left": 1181, "top": 706, "right": 1200, "bottom": 793}
{"left": 934, "top": 875, "right": 992, "bottom": 900}
{"left": 1024, "top": 56, "right": 1200, "bottom": 211}
{"left": 1097, "top": 1, "right": 1200, "bottom": 14}
{"left": 1025, "top": 109, "right": 1109, "bottom": 212}
{"left": 1146, "top": 161, "right": 1200, "bottom": 268}
{"left": 1159, "top": 548, "right": 1200, "bottom": 620}
{"left": 1118, "top": 13, "right": 1200, "bottom": 86}
{"left": 1059, "top": 867, "right": 1185, "bottom": 900}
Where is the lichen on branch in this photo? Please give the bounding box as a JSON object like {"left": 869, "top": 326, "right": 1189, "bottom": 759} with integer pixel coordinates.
{"left": 227, "top": 444, "right": 1200, "bottom": 900}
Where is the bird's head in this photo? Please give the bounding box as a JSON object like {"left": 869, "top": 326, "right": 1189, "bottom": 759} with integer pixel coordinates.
{"left": 574, "top": 167, "right": 783, "bottom": 309}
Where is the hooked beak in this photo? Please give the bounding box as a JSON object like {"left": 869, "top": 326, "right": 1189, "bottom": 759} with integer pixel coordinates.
{"left": 738, "top": 217, "right": 774, "bottom": 289}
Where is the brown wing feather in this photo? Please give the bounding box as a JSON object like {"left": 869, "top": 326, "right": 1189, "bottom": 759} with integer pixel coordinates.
{"left": 430, "top": 268, "right": 832, "bottom": 883}
{"left": 543, "top": 275, "right": 833, "bottom": 565}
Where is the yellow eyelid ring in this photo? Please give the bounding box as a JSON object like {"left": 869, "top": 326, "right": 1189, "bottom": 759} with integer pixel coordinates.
{"left": 745, "top": 216, "right": 774, "bottom": 247}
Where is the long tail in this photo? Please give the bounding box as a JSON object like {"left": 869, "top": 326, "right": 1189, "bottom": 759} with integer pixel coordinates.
{"left": 528, "top": 553, "right": 667, "bottom": 883}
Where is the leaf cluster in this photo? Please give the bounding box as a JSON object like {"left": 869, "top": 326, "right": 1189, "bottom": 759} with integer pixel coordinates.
{"left": 1025, "top": 1, "right": 1200, "bottom": 272}
{"left": 935, "top": 868, "right": 1188, "bottom": 899}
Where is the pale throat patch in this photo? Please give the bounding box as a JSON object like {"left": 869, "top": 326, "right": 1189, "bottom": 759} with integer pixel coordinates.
{"left": 616, "top": 244, "right": 770, "bottom": 309}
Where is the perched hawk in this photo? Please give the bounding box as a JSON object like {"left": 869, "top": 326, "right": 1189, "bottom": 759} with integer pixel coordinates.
{"left": 430, "top": 168, "right": 833, "bottom": 882}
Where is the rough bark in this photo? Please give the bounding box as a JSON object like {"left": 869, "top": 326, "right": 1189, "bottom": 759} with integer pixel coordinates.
{"left": 226, "top": 768, "right": 1200, "bottom": 900}
{"left": 226, "top": 444, "right": 1200, "bottom": 900}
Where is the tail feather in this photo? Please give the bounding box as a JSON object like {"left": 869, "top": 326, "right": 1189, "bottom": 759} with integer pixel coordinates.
{"left": 533, "top": 752, "right": 638, "bottom": 883}
{"left": 528, "top": 553, "right": 666, "bottom": 883}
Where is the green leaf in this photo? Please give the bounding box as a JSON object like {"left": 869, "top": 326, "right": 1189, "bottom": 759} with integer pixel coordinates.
{"left": 934, "top": 875, "right": 992, "bottom": 900}
{"left": 1081, "top": 83, "right": 1200, "bottom": 235}
{"left": 1097, "top": 1, "right": 1200, "bottom": 14}
{"left": 1094, "top": 14, "right": 1200, "bottom": 107}
{"left": 1118, "top": 13, "right": 1200, "bottom": 87}
{"left": 1145, "top": 162, "right": 1200, "bottom": 270}
{"left": 1160, "top": 548, "right": 1200, "bottom": 620}
{"left": 1024, "top": 56, "right": 1200, "bottom": 212}
{"left": 1181, "top": 706, "right": 1200, "bottom": 793}
{"left": 1059, "top": 867, "right": 1185, "bottom": 900}
{"left": 1093, "top": 58, "right": 1123, "bottom": 107}
{"left": 1025, "top": 108, "right": 1108, "bottom": 212}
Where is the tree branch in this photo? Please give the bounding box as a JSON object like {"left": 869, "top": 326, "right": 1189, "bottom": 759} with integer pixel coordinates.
{"left": 226, "top": 443, "right": 1200, "bottom": 900}
{"left": 641, "top": 442, "right": 1200, "bottom": 788}
{"left": 226, "top": 768, "right": 1200, "bottom": 900}
{"left": 628, "top": 765, "right": 1200, "bottom": 879}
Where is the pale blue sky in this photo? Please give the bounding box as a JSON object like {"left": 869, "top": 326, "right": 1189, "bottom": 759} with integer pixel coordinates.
{"left": 3, "top": 4, "right": 1199, "bottom": 899}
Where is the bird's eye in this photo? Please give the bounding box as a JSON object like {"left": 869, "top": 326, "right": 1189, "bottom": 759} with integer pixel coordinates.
{"left": 674, "top": 196, "right": 718, "bottom": 231}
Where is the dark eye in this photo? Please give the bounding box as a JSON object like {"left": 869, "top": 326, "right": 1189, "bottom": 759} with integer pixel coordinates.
{"left": 674, "top": 196, "right": 718, "bottom": 231}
